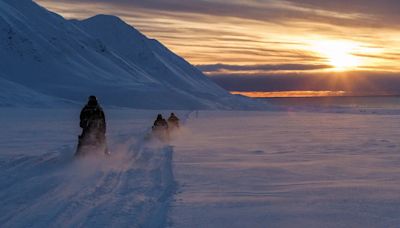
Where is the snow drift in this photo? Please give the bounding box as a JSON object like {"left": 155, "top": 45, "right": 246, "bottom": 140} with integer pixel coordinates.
{"left": 0, "top": 0, "right": 257, "bottom": 109}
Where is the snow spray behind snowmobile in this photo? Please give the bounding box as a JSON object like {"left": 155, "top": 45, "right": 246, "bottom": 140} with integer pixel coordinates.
{"left": 75, "top": 96, "right": 109, "bottom": 157}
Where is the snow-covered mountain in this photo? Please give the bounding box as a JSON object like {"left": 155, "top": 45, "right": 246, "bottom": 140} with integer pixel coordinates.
{"left": 0, "top": 0, "right": 258, "bottom": 109}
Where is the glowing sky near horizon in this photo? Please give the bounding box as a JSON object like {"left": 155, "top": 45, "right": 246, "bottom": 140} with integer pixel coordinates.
{"left": 35, "top": 0, "right": 400, "bottom": 95}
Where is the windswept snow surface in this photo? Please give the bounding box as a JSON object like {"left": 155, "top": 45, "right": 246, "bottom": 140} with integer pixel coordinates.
{"left": 3, "top": 108, "right": 400, "bottom": 227}
{"left": 170, "top": 111, "right": 400, "bottom": 227}
{"left": 0, "top": 108, "right": 184, "bottom": 227}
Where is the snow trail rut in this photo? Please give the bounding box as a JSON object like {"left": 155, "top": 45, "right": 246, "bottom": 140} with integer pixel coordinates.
{"left": 0, "top": 125, "right": 177, "bottom": 228}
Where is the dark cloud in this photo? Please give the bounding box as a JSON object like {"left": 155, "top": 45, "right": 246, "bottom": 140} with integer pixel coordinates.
{"left": 211, "top": 71, "right": 400, "bottom": 95}
{"left": 197, "top": 63, "right": 332, "bottom": 73}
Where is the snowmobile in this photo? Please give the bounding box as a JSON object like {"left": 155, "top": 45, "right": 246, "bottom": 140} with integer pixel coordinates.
{"left": 75, "top": 119, "right": 109, "bottom": 157}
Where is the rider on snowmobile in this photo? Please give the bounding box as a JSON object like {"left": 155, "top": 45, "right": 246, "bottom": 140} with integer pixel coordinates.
{"left": 167, "top": 113, "right": 180, "bottom": 129}
{"left": 76, "top": 95, "right": 107, "bottom": 156}
{"left": 153, "top": 114, "right": 168, "bottom": 130}
{"left": 152, "top": 114, "right": 169, "bottom": 140}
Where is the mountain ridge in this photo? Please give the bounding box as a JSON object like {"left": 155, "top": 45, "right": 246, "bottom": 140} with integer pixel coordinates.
{"left": 0, "top": 0, "right": 261, "bottom": 109}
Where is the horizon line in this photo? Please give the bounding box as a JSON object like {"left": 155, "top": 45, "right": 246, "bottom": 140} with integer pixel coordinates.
{"left": 231, "top": 91, "right": 400, "bottom": 98}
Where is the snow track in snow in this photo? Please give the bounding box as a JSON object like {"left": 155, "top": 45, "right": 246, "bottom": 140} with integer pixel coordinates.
{"left": 0, "top": 125, "right": 176, "bottom": 228}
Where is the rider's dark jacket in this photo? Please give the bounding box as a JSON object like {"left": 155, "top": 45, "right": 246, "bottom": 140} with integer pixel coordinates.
{"left": 80, "top": 100, "right": 106, "bottom": 134}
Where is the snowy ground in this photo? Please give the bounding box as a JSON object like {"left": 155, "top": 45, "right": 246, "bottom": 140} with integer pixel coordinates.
{"left": 2, "top": 108, "right": 400, "bottom": 227}
{"left": 0, "top": 108, "right": 185, "bottom": 227}
{"left": 170, "top": 111, "right": 400, "bottom": 228}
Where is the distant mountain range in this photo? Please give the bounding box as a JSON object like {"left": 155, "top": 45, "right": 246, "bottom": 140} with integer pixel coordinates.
{"left": 0, "top": 0, "right": 260, "bottom": 109}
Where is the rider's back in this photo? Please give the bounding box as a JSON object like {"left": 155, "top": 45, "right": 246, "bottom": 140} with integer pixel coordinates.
{"left": 80, "top": 103, "right": 106, "bottom": 132}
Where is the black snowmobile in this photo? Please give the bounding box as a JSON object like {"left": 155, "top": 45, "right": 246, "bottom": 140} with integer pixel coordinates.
{"left": 75, "top": 96, "right": 109, "bottom": 157}
{"left": 76, "top": 119, "right": 108, "bottom": 156}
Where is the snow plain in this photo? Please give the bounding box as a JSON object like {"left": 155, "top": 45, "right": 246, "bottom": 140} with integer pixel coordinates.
{"left": 2, "top": 108, "right": 400, "bottom": 227}
{"left": 170, "top": 110, "right": 400, "bottom": 227}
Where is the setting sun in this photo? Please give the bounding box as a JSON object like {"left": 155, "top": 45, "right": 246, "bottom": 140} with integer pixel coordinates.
{"left": 313, "top": 40, "right": 361, "bottom": 71}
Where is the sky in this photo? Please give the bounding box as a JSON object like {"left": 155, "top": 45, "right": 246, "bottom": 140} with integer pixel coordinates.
{"left": 35, "top": 0, "right": 400, "bottom": 97}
